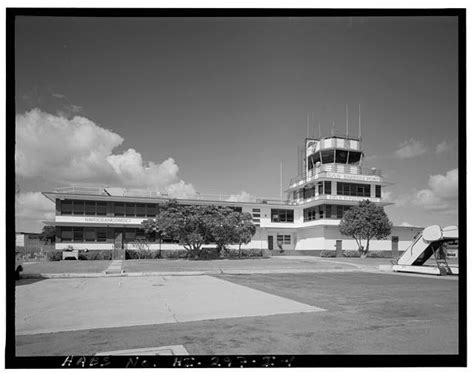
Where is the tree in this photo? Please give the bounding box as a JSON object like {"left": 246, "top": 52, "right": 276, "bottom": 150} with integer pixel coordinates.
{"left": 339, "top": 200, "right": 392, "bottom": 257}
{"left": 207, "top": 207, "right": 238, "bottom": 256}
{"left": 40, "top": 225, "right": 56, "bottom": 244}
{"left": 141, "top": 201, "right": 217, "bottom": 259}
{"left": 140, "top": 202, "right": 257, "bottom": 259}
{"left": 231, "top": 212, "right": 256, "bottom": 258}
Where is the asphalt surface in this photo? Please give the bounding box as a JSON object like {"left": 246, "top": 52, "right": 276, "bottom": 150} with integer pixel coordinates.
{"left": 16, "top": 271, "right": 458, "bottom": 356}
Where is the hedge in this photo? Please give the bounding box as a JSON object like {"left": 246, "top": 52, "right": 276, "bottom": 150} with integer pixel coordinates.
{"left": 78, "top": 251, "right": 112, "bottom": 260}
{"left": 321, "top": 250, "right": 394, "bottom": 258}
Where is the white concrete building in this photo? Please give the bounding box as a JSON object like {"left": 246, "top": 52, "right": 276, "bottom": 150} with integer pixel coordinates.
{"left": 43, "top": 135, "right": 422, "bottom": 257}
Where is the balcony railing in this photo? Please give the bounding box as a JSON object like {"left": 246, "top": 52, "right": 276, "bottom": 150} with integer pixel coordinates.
{"left": 53, "top": 186, "right": 290, "bottom": 205}
{"left": 289, "top": 165, "right": 383, "bottom": 187}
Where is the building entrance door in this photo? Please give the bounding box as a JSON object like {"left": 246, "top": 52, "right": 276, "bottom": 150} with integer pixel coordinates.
{"left": 114, "top": 231, "right": 124, "bottom": 260}
{"left": 391, "top": 236, "right": 399, "bottom": 258}
{"left": 335, "top": 240, "right": 343, "bottom": 257}
{"left": 267, "top": 236, "right": 273, "bottom": 250}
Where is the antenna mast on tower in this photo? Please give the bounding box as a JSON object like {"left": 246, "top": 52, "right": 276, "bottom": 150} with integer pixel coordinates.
{"left": 358, "top": 104, "right": 361, "bottom": 139}
{"left": 306, "top": 114, "right": 310, "bottom": 138}
{"left": 346, "top": 104, "right": 349, "bottom": 138}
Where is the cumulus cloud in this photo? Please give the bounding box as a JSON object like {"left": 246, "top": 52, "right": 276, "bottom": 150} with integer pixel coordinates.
{"left": 394, "top": 138, "right": 427, "bottom": 159}
{"left": 412, "top": 168, "right": 458, "bottom": 212}
{"left": 15, "top": 109, "right": 196, "bottom": 197}
{"left": 226, "top": 191, "right": 256, "bottom": 203}
{"left": 15, "top": 192, "right": 55, "bottom": 232}
{"left": 435, "top": 140, "right": 451, "bottom": 154}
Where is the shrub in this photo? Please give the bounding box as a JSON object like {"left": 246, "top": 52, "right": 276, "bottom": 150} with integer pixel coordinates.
{"left": 225, "top": 248, "right": 265, "bottom": 258}
{"left": 125, "top": 249, "right": 163, "bottom": 260}
{"left": 342, "top": 250, "right": 361, "bottom": 258}
{"left": 162, "top": 250, "right": 188, "bottom": 259}
{"left": 320, "top": 250, "right": 336, "bottom": 258}
{"left": 197, "top": 247, "right": 220, "bottom": 260}
{"left": 78, "top": 251, "right": 112, "bottom": 260}
{"left": 366, "top": 251, "right": 393, "bottom": 258}
{"left": 47, "top": 250, "right": 63, "bottom": 261}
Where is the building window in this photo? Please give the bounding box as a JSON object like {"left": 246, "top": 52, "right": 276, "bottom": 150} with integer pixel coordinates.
{"left": 136, "top": 229, "right": 146, "bottom": 241}
{"left": 136, "top": 203, "right": 146, "bottom": 217}
{"left": 304, "top": 186, "right": 316, "bottom": 199}
{"left": 85, "top": 201, "right": 96, "bottom": 216}
{"left": 376, "top": 185, "right": 381, "bottom": 198}
{"left": 348, "top": 151, "right": 362, "bottom": 165}
{"left": 326, "top": 205, "right": 333, "bottom": 219}
{"left": 97, "top": 229, "right": 107, "bottom": 242}
{"left": 277, "top": 234, "right": 291, "bottom": 244}
{"left": 253, "top": 213, "right": 261, "bottom": 218}
{"left": 271, "top": 209, "right": 294, "bottom": 223}
{"left": 114, "top": 203, "right": 125, "bottom": 217}
{"left": 124, "top": 229, "right": 136, "bottom": 241}
{"left": 317, "top": 182, "right": 323, "bottom": 195}
{"left": 337, "top": 205, "right": 344, "bottom": 218}
{"left": 146, "top": 204, "right": 157, "bottom": 217}
{"left": 252, "top": 208, "right": 261, "bottom": 212}
{"left": 335, "top": 150, "right": 348, "bottom": 164}
{"left": 62, "top": 200, "right": 73, "bottom": 215}
{"left": 308, "top": 152, "right": 321, "bottom": 171}
{"left": 84, "top": 228, "right": 96, "bottom": 242}
{"left": 125, "top": 203, "right": 135, "bottom": 217}
{"left": 321, "top": 149, "right": 335, "bottom": 164}
{"left": 336, "top": 182, "right": 370, "bottom": 197}
{"left": 72, "top": 200, "right": 85, "bottom": 215}
{"left": 304, "top": 206, "right": 318, "bottom": 222}
{"left": 324, "top": 181, "right": 331, "bottom": 195}
{"left": 73, "top": 227, "right": 84, "bottom": 242}
{"left": 97, "top": 202, "right": 107, "bottom": 216}
{"left": 61, "top": 228, "right": 73, "bottom": 242}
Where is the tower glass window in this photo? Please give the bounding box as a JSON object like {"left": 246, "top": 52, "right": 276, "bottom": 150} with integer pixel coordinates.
{"left": 376, "top": 185, "right": 381, "bottom": 198}
{"left": 348, "top": 151, "right": 362, "bottom": 165}
{"left": 321, "top": 150, "right": 335, "bottom": 164}
{"left": 335, "top": 150, "right": 348, "bottom": 164}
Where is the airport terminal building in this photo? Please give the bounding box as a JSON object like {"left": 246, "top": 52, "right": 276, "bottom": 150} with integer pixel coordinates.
{"left": 42, "top": 135, "right": 422, "bottom": 257}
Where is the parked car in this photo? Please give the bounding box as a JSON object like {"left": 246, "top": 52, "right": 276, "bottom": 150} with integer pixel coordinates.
{"left": 15, "top": 252, "right": 24, "bottom": 280}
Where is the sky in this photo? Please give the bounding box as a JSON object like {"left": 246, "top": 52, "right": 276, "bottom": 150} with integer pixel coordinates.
{"left": 14, "top": 15, "right": 460, "bottom": 232}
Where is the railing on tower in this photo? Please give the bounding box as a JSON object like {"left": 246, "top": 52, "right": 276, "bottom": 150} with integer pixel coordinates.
{"left": 290, "top": 165, "right": 383, "bottom": 186}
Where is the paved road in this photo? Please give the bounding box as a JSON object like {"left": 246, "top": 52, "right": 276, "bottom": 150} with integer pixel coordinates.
{"left": 16, "top": 271, "right": 458, "bottom": 356}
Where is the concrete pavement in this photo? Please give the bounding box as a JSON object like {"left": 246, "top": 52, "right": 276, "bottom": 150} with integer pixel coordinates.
{"left": 16, "top": 275, "right": 324, "bottom": 336}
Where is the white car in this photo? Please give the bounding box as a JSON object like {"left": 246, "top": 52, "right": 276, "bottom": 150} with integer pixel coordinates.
{"left": 15, "top": 252, "right": 24, "bottom": 280}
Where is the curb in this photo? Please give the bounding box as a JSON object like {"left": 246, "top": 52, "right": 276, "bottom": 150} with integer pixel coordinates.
{"left": 20, "top": 267, "right": 365, "bottom": 279}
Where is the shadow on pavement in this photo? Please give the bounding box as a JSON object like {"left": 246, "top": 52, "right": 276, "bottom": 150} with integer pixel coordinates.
{"left": 16, "top": 276, "right": 48, "bottom": 286}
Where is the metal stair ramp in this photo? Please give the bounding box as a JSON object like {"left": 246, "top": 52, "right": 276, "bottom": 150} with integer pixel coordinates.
{"left": 392, "top": 225, "right": 458, "bottom": 276}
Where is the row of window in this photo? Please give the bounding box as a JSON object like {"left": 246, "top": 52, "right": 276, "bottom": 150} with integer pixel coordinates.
{"left": 60, "top": 200, "right": 243, "bottom": 217}
{"left": 336, "top": 182, "right": 371, "bottom": 198}
{"left": 293, "top": 181, "right": 331, "bottom": 200}
{"left": 303, "top": 204, "right": 353, "bottom": 222}
{"left": 307, "top": 150, "right": 362, "bottom": 170}
{"left": 270, "top": 209, "right": 294, "bottom": 223}
{"left": 59, "top": 227, "right": 178, "bottom": 243}
{"left": 293, "top": 183, "right": 382, "bottom": 200}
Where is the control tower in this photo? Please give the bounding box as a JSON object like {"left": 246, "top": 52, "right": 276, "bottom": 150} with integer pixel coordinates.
{"left": 287, "top": 133, "right": 391, "bottom": 223}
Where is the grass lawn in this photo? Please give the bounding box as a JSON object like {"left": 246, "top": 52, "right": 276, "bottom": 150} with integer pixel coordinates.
{"left": 122, "top": 257, "right": 359, "bottom": 273}
{"left": 22, "top": 260, "right": 111, "bottom": 274}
